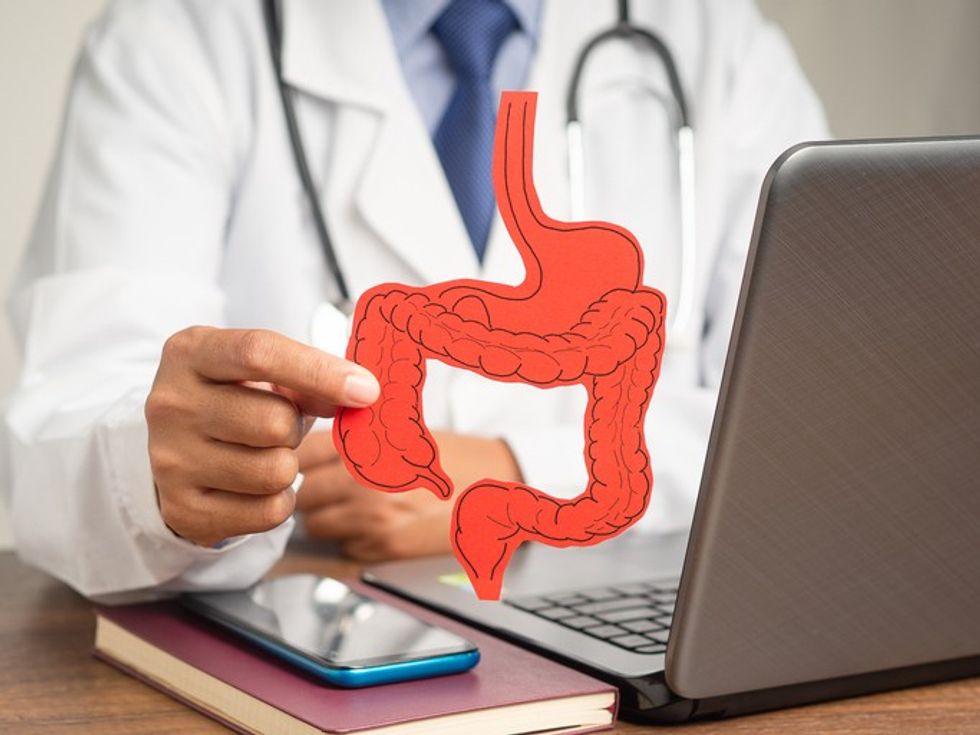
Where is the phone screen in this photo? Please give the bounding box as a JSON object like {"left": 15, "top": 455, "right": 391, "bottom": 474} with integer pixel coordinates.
{"left": 184, "top": 574, "right": 476, "bottom": 669}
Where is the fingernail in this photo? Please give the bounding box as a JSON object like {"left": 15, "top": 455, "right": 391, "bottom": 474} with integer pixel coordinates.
{"left": 343, "top": 371, "right": 380, "bottom": 405}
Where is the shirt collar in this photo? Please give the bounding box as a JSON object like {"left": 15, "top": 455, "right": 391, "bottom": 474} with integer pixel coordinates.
{"left": 382, "top": 0, "right": 542, "bottom": 55}
{"left": 507, "top": 0, "right": 543, "bottom": 39}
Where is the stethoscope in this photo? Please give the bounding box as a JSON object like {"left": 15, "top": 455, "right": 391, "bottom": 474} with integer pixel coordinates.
{"left": 567, "top": 0, "right": 696, "bottom": 338}
{"left": 263, "top": 0, "right": 696, "bottom": 339}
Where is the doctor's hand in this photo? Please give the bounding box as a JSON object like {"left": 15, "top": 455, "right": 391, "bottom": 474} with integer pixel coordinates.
{"left": 145, "top": 327, "right": 380, "bottom": 547}
{"left": 294, "top": 430, "right": 523, "bottom": 561}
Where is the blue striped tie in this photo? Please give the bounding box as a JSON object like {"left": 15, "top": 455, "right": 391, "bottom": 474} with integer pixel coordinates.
{"left": 433, "top": 0, "right": 518, "bottom": 261}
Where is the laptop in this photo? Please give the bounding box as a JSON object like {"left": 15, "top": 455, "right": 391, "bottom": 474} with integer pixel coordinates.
{"left": 364, "top": 137, "right": 980, "bottom": 722}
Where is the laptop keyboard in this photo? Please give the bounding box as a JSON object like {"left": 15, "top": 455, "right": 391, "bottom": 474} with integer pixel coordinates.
{"left": 505, "top": 580, "right": 678, "bottom": 655}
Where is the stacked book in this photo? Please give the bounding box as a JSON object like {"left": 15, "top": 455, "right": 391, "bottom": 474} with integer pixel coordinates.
{"left": 95, "top": 583, "right": 617, "bottom": 734}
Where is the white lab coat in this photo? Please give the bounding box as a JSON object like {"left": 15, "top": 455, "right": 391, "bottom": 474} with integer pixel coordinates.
{"left": 2, "top": 0, "right": 827, "bottom": 599}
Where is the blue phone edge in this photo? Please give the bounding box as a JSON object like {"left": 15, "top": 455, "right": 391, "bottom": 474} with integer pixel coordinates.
{"left": 221, "top": 618, "right": 480, "bottom": 688}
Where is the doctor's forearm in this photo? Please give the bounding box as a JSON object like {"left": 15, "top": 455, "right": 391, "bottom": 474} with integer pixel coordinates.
{"left": 4, "top": 373, "right": 298, "bottom": 599}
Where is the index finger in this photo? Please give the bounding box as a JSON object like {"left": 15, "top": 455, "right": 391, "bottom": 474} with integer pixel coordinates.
{"left": 187, "top": 328, "right": 379, "bottom": 415}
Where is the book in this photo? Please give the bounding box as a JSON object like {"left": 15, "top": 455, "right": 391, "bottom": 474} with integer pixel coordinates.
{"left": 93, "top": 582, "right": 617, "bottom": 734}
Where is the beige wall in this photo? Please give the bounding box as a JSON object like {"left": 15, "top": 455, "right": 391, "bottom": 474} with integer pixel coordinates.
{"left": 1, "top": 1, "right": 979, "bottom": 550}
{"left": 1, "top": 0, "right": 106, "bottom": 386}
{"left": 0, "top": 1, "right": 107, "bottom": 548}
{"left": 758, "top": 0, "right": 980, "bottom": 138}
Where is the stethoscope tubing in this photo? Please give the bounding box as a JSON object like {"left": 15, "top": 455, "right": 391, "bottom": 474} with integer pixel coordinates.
{"left": 266, "top": 0, "right": 696, "bottom": 341}
{"left": 263, "top": 0, "right": 354, "bottom": 315}
{"left": 566, "top": 0, "right": 696, "bottom": 340}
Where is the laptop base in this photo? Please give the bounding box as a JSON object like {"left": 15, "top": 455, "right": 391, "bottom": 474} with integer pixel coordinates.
{"left": 365, "top": 567, "right": 980, "bottom": 723}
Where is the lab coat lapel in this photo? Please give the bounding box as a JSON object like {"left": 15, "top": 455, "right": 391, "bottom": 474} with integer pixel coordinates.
{"left": 280, "top": 0, "right": 478, "bottom": 286}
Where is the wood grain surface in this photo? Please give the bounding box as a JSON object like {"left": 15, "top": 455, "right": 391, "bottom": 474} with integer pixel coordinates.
{"left": 1, "top": 547, "right": 977, "bottom": 734}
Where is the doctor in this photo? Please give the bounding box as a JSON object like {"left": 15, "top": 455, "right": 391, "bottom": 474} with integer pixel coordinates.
{"left": 3, "top": 0, "right": 826, "bottom": 599}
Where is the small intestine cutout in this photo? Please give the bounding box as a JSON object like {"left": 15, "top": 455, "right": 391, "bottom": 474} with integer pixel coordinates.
{"left": 333, "top": 91, "right": 667, "bottom": 600}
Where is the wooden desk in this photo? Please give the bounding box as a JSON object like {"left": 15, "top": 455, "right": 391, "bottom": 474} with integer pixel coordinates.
{"left": 2, "top": 548, "right": 977, "bottom": 734}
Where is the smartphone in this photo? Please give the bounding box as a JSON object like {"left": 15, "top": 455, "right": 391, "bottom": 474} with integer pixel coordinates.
{"left": 181, "top": 574, "right": 479, "bottom": 687}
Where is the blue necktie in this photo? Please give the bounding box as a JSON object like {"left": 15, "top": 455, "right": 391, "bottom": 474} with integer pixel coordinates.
{"left": 433, "top": 0, "right": 518, "bottom": 261}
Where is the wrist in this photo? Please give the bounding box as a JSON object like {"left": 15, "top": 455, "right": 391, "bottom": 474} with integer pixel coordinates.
{"left": 491, "top": 437, "right": 524, "bottom": 484}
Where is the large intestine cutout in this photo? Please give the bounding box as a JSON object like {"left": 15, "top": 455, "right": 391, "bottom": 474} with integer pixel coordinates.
{"left": 333, "top": 91, "right": 666, "bottom": 600}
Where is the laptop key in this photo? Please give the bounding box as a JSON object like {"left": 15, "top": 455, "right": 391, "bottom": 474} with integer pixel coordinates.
{"left": 536, "top": 606, "right": 577, "bottom": 620}
{"left": 545, "top": 593, "right": 588, "bottom": 607}
{"left": 508, "top": 597, "right": 553, "bottom": 611}
{"left": 584, "top": 625, "right": 628, "bottom": 640}
{"left": 636, "top": 644, "right": 667, "bottom": 654}
{"left": 574, "top": 597, "right": 651, "bottom": 615}
{"left": 622, "top": 619, "right": 662, "bottom": 633}
{"left": 577, "top": 588, "right": 621, "bottom": 602}
{"left": 656, "top": 614, "right": 673, "bottom": 627}
{"left": 561, "top": 615, "right": 602, "bottom": 630}
{"left": 612, "top": 583, "right": 650, "bottom": 596}
{"left": 596, "top": 606, "right": 662, "bottom": 624}
{"left": 609, "top": 634, "right": 654, "bottom": 649}
{"left": 645, "top": 631, "right": 670, "bottom": 644}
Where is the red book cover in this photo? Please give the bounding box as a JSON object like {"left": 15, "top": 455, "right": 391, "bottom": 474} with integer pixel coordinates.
{"left": 94, "top": 582, "right": 617, "bottom": 734}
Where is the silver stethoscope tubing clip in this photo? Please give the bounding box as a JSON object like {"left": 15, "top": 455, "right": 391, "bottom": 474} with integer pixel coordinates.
{"left": 567, "top": 119, "right": 587, "bottom": 222}
{"left": 673, "top": 124, "right": 697, "bottom": 340}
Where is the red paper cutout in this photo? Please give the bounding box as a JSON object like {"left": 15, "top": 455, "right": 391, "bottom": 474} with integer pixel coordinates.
{"left": 333, "top": 92, "right": 666, "bottom": 600}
